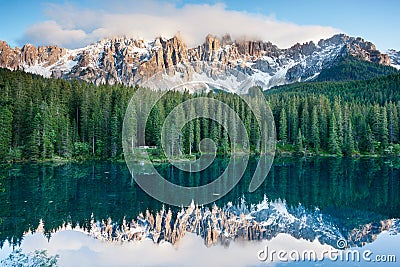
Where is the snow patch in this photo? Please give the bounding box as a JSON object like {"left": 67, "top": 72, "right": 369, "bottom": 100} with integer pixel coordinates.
{"left": 23, "top": 64, "right": 52, "bottom": 78}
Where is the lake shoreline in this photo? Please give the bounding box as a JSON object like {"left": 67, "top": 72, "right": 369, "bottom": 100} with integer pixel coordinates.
{"left": 1, "top": 150, "right": 399, "bottom": 165}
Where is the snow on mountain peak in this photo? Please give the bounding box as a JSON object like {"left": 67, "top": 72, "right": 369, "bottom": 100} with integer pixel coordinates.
{"left": 0, "top": 34, "right": 394, "bottom": 92}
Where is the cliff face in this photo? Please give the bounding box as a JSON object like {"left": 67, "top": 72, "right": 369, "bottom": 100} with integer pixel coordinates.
{"left": 0, "top": 41, "right": 68, "bottom": 71}
{"left": 138, "top": 36, "right": 189, "bottom": 79}
{"left": 342, "top": 36, "right": 391, "bottom": 65}
{"left": 0, "top": 34, "right": 395, "bottom": 90}
{"left": 0, "top": 41, "right": 18, "bottom": 70}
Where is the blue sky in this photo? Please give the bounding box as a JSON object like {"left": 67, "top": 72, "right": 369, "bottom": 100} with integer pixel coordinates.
{"left": 1, "top": 0, "right": 399, "bottom": 50}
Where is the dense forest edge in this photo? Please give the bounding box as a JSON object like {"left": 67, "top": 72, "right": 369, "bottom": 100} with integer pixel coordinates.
{"left": 1, "top": 68, "right": 400, "bottom": 163}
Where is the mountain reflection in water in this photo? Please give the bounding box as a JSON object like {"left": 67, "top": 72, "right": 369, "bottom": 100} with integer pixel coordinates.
{"left": 0, "top": 157, "right": 400, "bottom": 249}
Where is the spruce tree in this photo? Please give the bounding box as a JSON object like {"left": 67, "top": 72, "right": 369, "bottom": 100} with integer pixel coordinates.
{"left": 0, "top": 105, "right": 13, "bottom": 160}
{"left": 342, "top": 105, "right": 354, "bottom": 156}
{"left": 388, "top": 103, "right": 398, "bottom": 143}
{"left": 193, "top": 118, "right": 201, "bottom": 154}
{"left": 28, "top": 112, "right": 42, "bottom": 160}
{"left": 295, "top": 128, "right": 303, "bottom": 153}
{"left": 289, "top": 99, "right": 298, "bottom": 143}
{"left": 279, "top": 107, "right": 288, "bottom": 144}
{"left": 110, "top": 108, "right": 120, "bottom": 158}
{"left": 333, "top": 98, "right": 344, "bottom": 149}
{"left": 366, "top": 124, "right": 375, "bottom": 154}
{"left": 221, "top": 126, "right": 230, "bottom": 154}
{"left": 310, "top": 106, "right": 320, "bottom": 152}
{"left": 300, "top": 99, "right": 309, "bottom": 144}
{"left": 381, "top": 106, "right": 389, "bottom": 149}
{"left": 328, "top": 113, "right": 341, "bottom": 155}
{"left": 344, "top": 120, "right": 355, "bottom": 156}
{"left": 187, "top": 103, "right": 195, "bottom": 155}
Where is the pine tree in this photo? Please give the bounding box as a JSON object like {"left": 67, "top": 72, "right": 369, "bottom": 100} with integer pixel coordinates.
{"left": 300, "top": 99, "right": 309, "bottom": 144}
{"left": 194, "top": 118, "right": 201, "bottom": 153}
{"left": 318, "top": 97, "right": 330, "bottom": 149}
{"left": 12, "top": 80, "right": 28, "bottom": 148}
{"left": 289, "top": 99, "right": 298, "bottom": 143}
{"left": 343, "top": 119, "right": 355, "bottom": 156}
{"left": 388, "top": 103, "right": 398, "bottom": 144}
{"left": 59, "top": 113, "right": 72, "bottom": 158}
{"left": 221, "top": 126, "right": 230, "bottom": 154}
{"left": 229, "top": 105, "right": 238, "bottom": 153}
{"left": 328, "top": 113, "right": 341, "bottom": 155}
{"left": 366, "top": 124, "right": 375, "bottom": 154}
{"left": 41, "top": 102, "right": 56, "bottom": 159}
{"left": 310, "top": 106, "right": 320, "bottom": 152}
{"left": 187, "top": 102, "right": 195, "bottom": 155}
{"left": 395, "top": 103, "right": 400, "bottom": 143}
{"left": 370, "top": 104, "right": 381, "bottom": 140}
{"left": 249, "top": 115, "right": 260, "bottom": 152}
{"left": 295, "top": 128, "right": 303, "bottom": 153}
{"left": 0, "top": 105, "right": 13, "bottom": 160}
{"left": 210, "top": 101, "right": 221, "bottom": 148}
{"left": 200, "top": 98, "right": 209, "bottom": 140}
{"left": 80, "top": 89, "right": 90, "bottom": 144}
{"left": 146, "top": 104, "right": 161, "bottom": 147}
{"left": 380, "top": 106, "right": 389, "bottom": 149}
{"left": 110, "top": 108, "right": 120, "bottom": 158}
{"left": 333, "top": 98, "right": 344, "bottom": 149}
{"left": 279, "top": 107, "right": 288, "bottom": 144}
{"left": 28, "top": 112, "right": 42, "bottom": 160}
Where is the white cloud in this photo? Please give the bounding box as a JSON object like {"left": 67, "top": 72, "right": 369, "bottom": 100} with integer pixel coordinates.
{"left": 20, "top": 21, "right": 88, "bottom": 47}
{"left": 18, "top": 1, "right": 341, "bottom": 49}
{"left": 17, "top": 230, "right": 335, "bottom": 267}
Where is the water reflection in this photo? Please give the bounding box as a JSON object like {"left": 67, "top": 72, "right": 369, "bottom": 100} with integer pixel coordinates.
{"left": 0, "top": 157, "right": 399, "bottom": 248}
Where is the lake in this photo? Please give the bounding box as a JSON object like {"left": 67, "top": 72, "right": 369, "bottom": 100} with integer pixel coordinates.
{"left": 0, "top": 156, "right": 399, "bottom": 266}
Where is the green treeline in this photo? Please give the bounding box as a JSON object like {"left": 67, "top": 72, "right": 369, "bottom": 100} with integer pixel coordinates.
{"left": 1, "top": 68, "right": 400, "bottom": 162}
{"left": 314, "top": 56, "right": 398, "bottom": 82}
{"left": 267, "top": 73, "right": 400, "bottom": 155}
{"left": 135, "top": 88, "right": 268, "bottom": 159}
{"left": 0, "top": 69, "right": 132, "bottom": 161}
{"left": 0, "top": 69, "right": 263, "bottom": 162}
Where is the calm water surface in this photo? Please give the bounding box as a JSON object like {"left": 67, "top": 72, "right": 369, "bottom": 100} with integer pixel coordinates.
{"left": 0, "top": 156, "right": 399, "bottom": 266}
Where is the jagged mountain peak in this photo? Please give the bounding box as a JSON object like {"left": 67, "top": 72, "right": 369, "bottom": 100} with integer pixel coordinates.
{"left": 0, "top": 33, "right": 396, "bottom": 91}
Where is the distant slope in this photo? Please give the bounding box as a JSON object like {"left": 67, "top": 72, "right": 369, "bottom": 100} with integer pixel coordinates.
{"left": 314, "top": 55, "right": 398, "bottom": 82}
{"left": 267, "top": 73, "right": 400, "bottom": 104}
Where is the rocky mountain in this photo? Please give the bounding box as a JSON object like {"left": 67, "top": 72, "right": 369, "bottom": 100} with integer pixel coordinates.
{"left": 83, "top": 198, "right": 399, "bottom": 249}
{"left": 0, "top": 34, "right": 396, "bottom": 92}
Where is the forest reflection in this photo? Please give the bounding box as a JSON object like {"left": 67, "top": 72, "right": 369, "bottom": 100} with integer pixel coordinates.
{"left": 0, "top": 156, "right": 399, "bottom": 247}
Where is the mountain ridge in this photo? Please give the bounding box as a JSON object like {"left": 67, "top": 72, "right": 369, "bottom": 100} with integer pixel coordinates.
{"left": 0, "top": 33, "right": 397, "bottom": 91}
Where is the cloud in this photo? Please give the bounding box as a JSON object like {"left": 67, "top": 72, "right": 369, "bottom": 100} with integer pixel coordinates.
{"left": 19, "top": 230, "right": 335, "bottom": 267}
{"left": 20, "top": 21, "right": 88, "bottom": 47}
{"left": 18, "top": 0, "right": 341, "bottom": 49}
